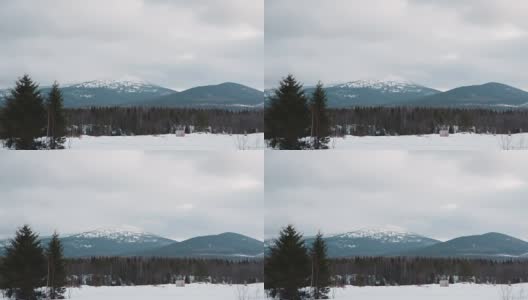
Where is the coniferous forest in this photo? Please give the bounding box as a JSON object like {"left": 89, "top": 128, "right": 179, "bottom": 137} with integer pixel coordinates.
{"left": 65, "top": 257, "right": 263, "bottom": 286}
{"left": 329, "top": 257, "right": 528, "bottom": 286}
{"left": 64, "top": 107, "right": 263, "bottom": 136}
{"left": 329, "top": 107, "right": 528, "bottom": 136}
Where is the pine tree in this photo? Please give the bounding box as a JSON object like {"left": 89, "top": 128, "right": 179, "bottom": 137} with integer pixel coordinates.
{"left": 265, "top": 74, "right": 310, "bottom": 149}
{"left": 310, "top": 82, "right": 330, "bottom": 149}
{"left": 0, "top": 225, "right": 47, "bottom": 300}
{"left": 46, "top": 82, "right": 67, "bottom": 149}
{"left": 265, "top": 225, "right": 310, "bottom": 300}
{"left": 46, "top": 232, "right": 66, "bottom": 299}
{"left": 0, "top": 75, "right": 47, "bottom": 149}
{"left": 310, "top": 232, "right": 330, "bottom": 299}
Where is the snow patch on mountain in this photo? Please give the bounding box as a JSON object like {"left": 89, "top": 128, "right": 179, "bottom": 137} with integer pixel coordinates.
{"left": 69, "top": 226, "right": 164, "bottom": 244}
{"left": 68, "top": 79, "right": 167, "bottom": 93}
{"left": 330, "top": 227, "right": 427, "bottom": 244}
{"left": 331, "top": 79, "right": 429, "bottom": 94}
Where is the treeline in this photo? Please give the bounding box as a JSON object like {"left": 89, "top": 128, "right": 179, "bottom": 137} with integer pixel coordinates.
{"left": 65, "top": 107, "right": 263, "bottom": 136}
{"left": 65, "top": 257, "right": 263, "bottom": 286}
{"left": 330, "top": 107, "right": 528, "bottom": 136}
{"left": 330, "top": 256, "right": 528, "bottom": 286}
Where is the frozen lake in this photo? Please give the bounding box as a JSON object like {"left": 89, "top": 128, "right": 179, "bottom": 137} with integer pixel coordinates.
{"left": 1, "top": 133, "right": 264, "bottom": 150}
{"left": 286, "top": 283, "right": 528, "bottom": 300}
{"left": 0, "top": 283, "right": 265, "bottom": 300}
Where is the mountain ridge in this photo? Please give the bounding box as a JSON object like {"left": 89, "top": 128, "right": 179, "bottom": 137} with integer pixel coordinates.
{"left": 0, "top": 79, "right": 263, "bottom": 109}
{"left": 265, "top": 79, "right": 528, "bottom": 109}
{"left": 0, "top": 228, "right": 263, "bottom": 259}
{"left": 265, "top": 229, "right": 528, "bottom": 260}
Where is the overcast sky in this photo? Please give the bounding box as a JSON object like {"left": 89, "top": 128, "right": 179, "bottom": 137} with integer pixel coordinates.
{"left": 265, "top": 151, "right": 528, "bottom": 241}
{"left": 0, "top": 151, "right": 263, "bottom": 241}
{"left": 0, "top": 0, "right": 263, "bottom": 90}
{"left": 265, "top": 0, "right": 528, "bottom": 91}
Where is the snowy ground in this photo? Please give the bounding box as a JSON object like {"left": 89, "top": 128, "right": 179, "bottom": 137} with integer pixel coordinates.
{"left": 325, "top": 133, "right": 528, "bottom": 150}
{"left": 1, "top": 283, "right": 264, "bottom": 300}
{"left": 1, "top": 133, "right": 264, "bottom": 150}
{"left": 267, "top": 283, "right": 528, "bottom": 300}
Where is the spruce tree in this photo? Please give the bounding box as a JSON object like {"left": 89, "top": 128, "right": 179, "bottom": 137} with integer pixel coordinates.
{"left": 0, "top": 225, "right": 47, "bottom": 300}
{"left": 0, "top": 75, "right": 46, "bottom": 149}
{"left": 310, "top": 82, "right": 330, "bottom": 149}
{"left": 46, "top": 82, "right": 67, "bottom": 149}
{"left": 265, "top": 74, "right": 310, "bottom": 149}
{"left": 265, "top": 225, "right": 310, "bottom": 300}
{"left": 46, "top": 232, "right": 66, "bottom": 299}
{"left": 310, "top": 232, "right": 330, "bottom": 299}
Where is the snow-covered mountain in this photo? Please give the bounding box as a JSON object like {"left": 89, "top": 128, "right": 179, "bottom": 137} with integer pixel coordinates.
{"left": 50, "top": 227, "right": 175, "bottom": 257}
{"left": 265, "top": 227, "right": 439, "bottom": 258}
{"left": 314, "top": 79, "right": 440, "bottom": 107}
{"left": 307, "top": 227, "right": 440, "bottom": 257}
{"left": 54, "top": 79, "right": 176, "bottom": 107}
{"left": 264, "top": 79, "right": 439, "bottom": 107}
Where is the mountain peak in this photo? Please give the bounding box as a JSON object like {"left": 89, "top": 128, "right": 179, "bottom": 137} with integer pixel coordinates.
{"left": 331, "top": 226, "right": 422, "bottom": 242}
{"left": 332, "top": 78, "right": 418, "bottom": 90}
{"left": 72, "top": 226, "right": 152, "bottom": 240}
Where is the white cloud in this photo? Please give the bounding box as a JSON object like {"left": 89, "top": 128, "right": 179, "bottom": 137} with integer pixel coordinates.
{"left": 0, "top": 151, "right": 264, "bottom": 241}
{"left": 265, "top": 151, "right": 528, "bottom": 241}
{"left": 0, "top": 0, "right": 263, "bottom": 90}
{"left": 265, "top": 0, "right": 528, "bottom": 90}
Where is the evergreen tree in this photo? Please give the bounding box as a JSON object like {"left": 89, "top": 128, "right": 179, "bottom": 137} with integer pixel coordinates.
{"left": 265, "top": 225, "right": 310, "bottom": 300}
{"left": 46, "top": 232, "right": 66, "bottom": 299}
{"left": 265, "top": 74, "right": 310, "bottom": 149}
{"left": 0, "top": 225, "right": 47, "bottom": 300}
{"left": 310, "top": 82, "right": 330, "bottom": 149}
{"left": 0, "top": 75, "right": 46, "bottom": 149}
{"left": 310, "top": 232, "right": 330, "bottom": 299}
{"left": 46, "top": 82, "right": 67, "bottom": 149}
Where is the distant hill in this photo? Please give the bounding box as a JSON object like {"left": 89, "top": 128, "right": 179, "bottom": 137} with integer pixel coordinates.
{"left": 0, "top": 80, "right": 263, "bottom": 109}
{"left": 404, "top": 232, "right": 528, "bottom": 259}
{"left": 404, "top": 82, "right": 528, "bottom": 108}
{"left": 141, "top": 82, "right": 264, "bottom": 108}
{"left": 138, "top": 232, "right": 264, "bottom": 259}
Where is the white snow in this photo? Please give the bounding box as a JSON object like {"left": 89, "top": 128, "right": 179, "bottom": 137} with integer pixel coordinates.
{"left": 70, "top": 227, "right": 162, "bottom": 244}
{"left": 325, "top": 133, "right": 528, "bottom": 150}
{"left": 330, "top": 79, "right": 426, "bottom": 93}
{"left": 331, "top": 227, "right": 426, "bottom": 243}
{"left": 303, "top": 283, "right": 528, "bottom": 300}
{"left": 0, "top": 133, "right": 264, "bottom": 150}
{"left": 1, "top": 283, "right": 264, "bottom": 300}
{"left": 67, "top": 78, "right": 170, "bottom": 94}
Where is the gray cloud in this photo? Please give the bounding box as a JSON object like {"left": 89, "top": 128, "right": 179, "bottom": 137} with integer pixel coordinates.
{"left": 265, "top": 0, "right": 528, "bottom": 90}
{"left": 265, "top": 151, "right": 528, "bottom": 241}
{"left": 0, "top": 151, "right": 263, "bottom": 241}
{"left": 0, "top": 0, "right": 263, "bottom": 90}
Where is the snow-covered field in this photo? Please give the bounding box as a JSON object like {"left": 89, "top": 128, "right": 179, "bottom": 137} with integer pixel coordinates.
{"left": 1, "top": 133, "right": 264, "bottom": 150}
{"left": 1, "top": 283, "right": 264, "bottom": 300}
{"left": 297, "top": 283, "right": 528, "bottom": 300}
{"left": 327, "top": 133, "right": 528, "bottom": 150}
